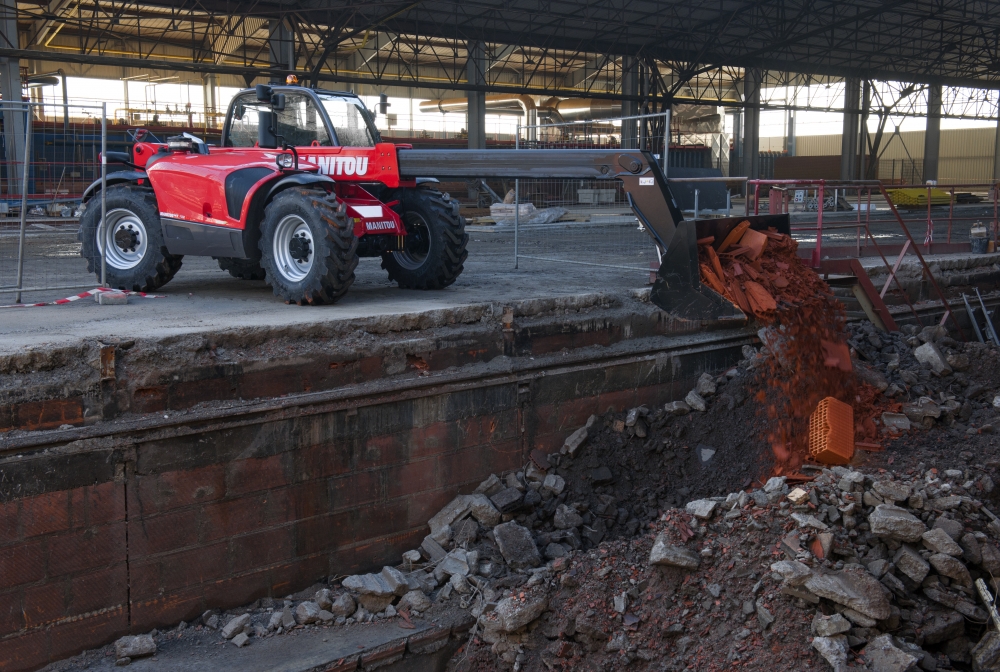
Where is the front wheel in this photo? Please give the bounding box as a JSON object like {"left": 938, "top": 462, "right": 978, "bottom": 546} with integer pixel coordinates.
{"left": 258, "top": 188, "right": 358, "bottom": 305}
{"left": 78, "top": 185, "right": 182, "bottom": 291}
{"left": 381, "top": 188, "right": 468, "bottom": 289}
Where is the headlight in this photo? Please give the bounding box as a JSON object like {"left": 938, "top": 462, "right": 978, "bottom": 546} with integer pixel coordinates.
{"left": 276, "top": 153, "right": 295, "bottom": 169}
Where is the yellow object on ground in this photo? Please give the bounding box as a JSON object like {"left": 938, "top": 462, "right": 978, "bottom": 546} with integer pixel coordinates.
{"left": 885, "top": 188, "right": 952, "bottom": 207}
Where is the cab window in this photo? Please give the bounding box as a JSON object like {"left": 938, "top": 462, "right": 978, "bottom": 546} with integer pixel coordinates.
{"left": 320, "top": 96, "right": 377, "bottom": 147}
{"left": 225, "top": 92, "right": 333, "bottom": 148}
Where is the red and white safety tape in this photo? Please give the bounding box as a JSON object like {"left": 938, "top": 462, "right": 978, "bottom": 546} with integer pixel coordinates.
{"left": 0, "top": 287, "right": 166, "bottom": 309}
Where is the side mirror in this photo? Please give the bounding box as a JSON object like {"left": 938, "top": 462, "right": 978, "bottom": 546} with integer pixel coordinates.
{"left": 270, "top": 93, "right": 286, "bottom": 111}
{"left": 255, "top": 84, "right": 272, "bottom": 103}
{"left": 258, "top": 110, "right": 278, "bottom": 148}
{"left": 234, "top": 103, "right": 246, "bottom": 119}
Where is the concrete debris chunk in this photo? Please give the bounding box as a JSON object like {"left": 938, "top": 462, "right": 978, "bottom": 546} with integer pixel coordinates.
{"left": 493, "top": 521, "right": 542, "bottom": 569}
{"left": 114, "top": 635, "right": 156, "bottom": 660}
{"left": 490, "top": 486, "right": 524, "bottom": 513}
{"left": 960, "top": 532, "right": 983, "bottom": 565}
{"left": 922, "top": 611, "right": 964, "bottom": 645}
{"left": 466, "top": 493, "right": 501, "bottom": 527}
{"left": 295, "top": 601, "right": 321, "bottom": 625}
{"left": 314, "top": 588, "right": 332, "bottom": 610}
{"left": 803, "top": 567, "right": 891, "bottom": 620}
{"left": 770, "top": 560, "right": 812, "bottom": 587}
{"left": 381, "top": 566, "right": 410, "bottom": 596}
{"left": 868, "top": 504, "right": 928, "bottom": 542}
{"left": 812, "top": 635, "right": 849, "bottom": 672}
{"left": 928, "top": 552, "right": 973, "bottom": 586}
{"left": 786, "top": 487, "right": 809, "bottom": 505}
{"left": 553, "top": 503, "right": 584, "bottom": 529}
{"left": 930, "top": 495, "right": 962, "bottom": 511}
{"left": 664, "top": 400, "right": 691, "bottom": 416}
{"left": 763, "top": 476, "right": 787, "bottom": 493}
{"left": 438, "top": 549, "right": 471, "bottom": 577}
{"left": 562, "top": 427, "right": 588, "bottom": 456}
{"left": 474, "top": 473, "right": 504, "bottom": 496}
{"left": 330, "top": 594, "right": 356, "bottom": 618}
{"left": 695, "top": 372, "right": 717, "bottom": 397}
{"left": 790, "top": 512, "right": 828, "bottom": 530}
{"left": 318, "top": 610, "right": 335, "bottom": 624}
{"left": 221, "top": 614, "right": 250, "bottom": 640}
{"left": 981, "top": 542, "right": 1000, "bottom": 575}
{"left": 903, "top": 397, "right": 942, "bottom": 423}
{"left": 684, "top": 499, "right": 718, "bottom": 520}
{"left": 649, "top": 534, "right": 699, "bottom": 570}
{"left": 880, "top": 413, "right": 911, "bottom": 432}
{"left": 914, "top": 341, "right": 953, "bottom": 376}
{"left": 864, "top": 634, "right": 918, "bottom": 672}
{"left": 491, "top": 593, "right": 549, "bottom": 633}
{"left": 402, "top": 549, "right": 422, "bottom": 565}
{"left": 933, "top": 516, "right": 964, "bottom": 540}
{"left": 873, "top": 480, "right": 911, "bottom": 502}
{"left": 922, "top": 527, "right": 964, "bottom": 556}
{"left": 812, "top": 613, "right": 850, "bottom": 637}
{"left": 397, "top": 590, "right": 432, "bottom": 613}
{"left": 280, "top": 606, "right": 296, "bottom": 629}
{"left": 684, "top": 390, "right": 707, "bottom": 412}
{"left": 428, "top": 495, "right": 472, "bottom": 534}
{"left": 230, "top": 633, "right": 249, "bottom": 648}
{"left": 972, "top": 630, "right": 1000, "bottom": 671}
{"left": 542, "top": 473, "right": 566, "bottom": 496}
{"left": 342, "top": 573, "right": 394, "bottom": 598}
{"left": 893, "top": 545, "right": 930, "bottom": 584}
{"left": 420, "top": 535, "right": 447, "bottom": 561}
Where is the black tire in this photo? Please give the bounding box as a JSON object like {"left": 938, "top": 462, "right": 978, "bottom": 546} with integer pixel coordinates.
{"left": 258, "top": 187, "right": 358, "bottom": 305}
{"left": 215, "top": 257, "right": 266, "bottom": 281}
{"left": 78, "top": 184, "right": 182, "bottom": 292}
{"left": 381, "top": 188, "right": 468, "bottom": 289}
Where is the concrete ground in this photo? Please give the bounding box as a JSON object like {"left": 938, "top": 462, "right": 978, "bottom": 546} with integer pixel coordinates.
{"left": 0, "top": 201, "right": 995, "bottom": 356}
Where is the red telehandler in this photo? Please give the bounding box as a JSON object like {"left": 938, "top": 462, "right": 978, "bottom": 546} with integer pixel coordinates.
{"left": 79, "top": 82, "right": 787, "bottom": 322}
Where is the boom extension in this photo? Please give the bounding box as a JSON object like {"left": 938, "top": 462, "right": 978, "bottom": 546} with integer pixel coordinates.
{"left": 398, "top": 149, "right": 790, "bottom": 323}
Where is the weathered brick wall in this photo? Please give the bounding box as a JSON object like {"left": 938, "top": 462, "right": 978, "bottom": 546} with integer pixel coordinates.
{"left": 0, "top": 306, "right": 751, "bottom": 671}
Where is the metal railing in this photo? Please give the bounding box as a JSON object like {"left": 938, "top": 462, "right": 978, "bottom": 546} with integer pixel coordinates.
{"left": 0, "top": 101, "right": 106, "bottom": 302}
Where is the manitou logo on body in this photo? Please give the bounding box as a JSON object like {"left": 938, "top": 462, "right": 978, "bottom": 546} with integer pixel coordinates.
{"left": 365, "top": 220, "right": 396, "bottom": 231}
{"left": 310, "top": 155, "right": 370, "bottom": 176}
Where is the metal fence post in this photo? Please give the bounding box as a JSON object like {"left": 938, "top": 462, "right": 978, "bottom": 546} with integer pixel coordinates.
{"left": 14, "top": 103, "right": 33, "bottom": 304}
{"left": 662, "top": 110, "right": 670, "bottom": 177}
{"left": 514, "top": 121, "right": 519, "bottom": 269}
{"left": 693, "top": 189, "right": 699, "bottom": 219}
{"left": 100, "top": 102, "right": 108, "bottom": 287}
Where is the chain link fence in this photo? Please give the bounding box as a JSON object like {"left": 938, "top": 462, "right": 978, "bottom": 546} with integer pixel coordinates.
{"left": 508, "top": 113, "right": 670, "bottom": 273}
{"left": 0, "top": 101, "right": 107, "bottom": 302}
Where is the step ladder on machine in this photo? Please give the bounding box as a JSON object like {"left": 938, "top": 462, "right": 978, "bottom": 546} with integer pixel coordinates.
{"left": 962, "top": 289, "right": 1000, "bottom": 346}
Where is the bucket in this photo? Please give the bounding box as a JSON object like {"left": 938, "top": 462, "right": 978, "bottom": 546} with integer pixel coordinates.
{"left": 971, "top": 236, "right": 989, "bottom": 254}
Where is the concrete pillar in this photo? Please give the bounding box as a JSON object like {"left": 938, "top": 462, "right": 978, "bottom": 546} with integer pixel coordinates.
{"left": 840, "top": 77, "right": 861, "bottom": 180}
{"left": 785, "top": 109, "right": 795, "bottom": 156}
{"left": 860, "top": 80, "right": 871, "bottom": 178}
{"left": 466, "top": 40, "right": 486, "bottom": 150}
{"left": 993, "top": 112, "right": 1000, "bottom": 181}
{"left": 202, "top": 73, "right": 217, "bottom": 127}
{"left": 923, "top": 84, "right": 942, "bottom": 183}
{"left": 268, "top": 19, "right": 295, "bottom": 73}
{"left": 730, "top": 109, "right": 742, "bottom": 177}
{"left": 742, "top": 68, "right": 761, "bottom": 180}
{"left": 621, "top": 56, "right": 639, "bottom": 149}
{"left": 0, "top": 0, "right": 26, "bottom": 195}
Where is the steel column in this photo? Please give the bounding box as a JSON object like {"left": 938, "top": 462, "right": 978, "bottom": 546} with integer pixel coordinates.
{"left": 923, "top": 85, "right": 942, "bottom": 183}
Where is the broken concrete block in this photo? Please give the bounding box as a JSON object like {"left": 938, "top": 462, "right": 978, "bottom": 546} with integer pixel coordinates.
{"left": 438, "top": 549, "right": 471, "bottom": 578}
{"left": 428, "top": 495, "right": 472, "bottom": 534}
{"left": 295, "top": 601, "right": 321, "bottom": 625}
{"left": 812, "top": 635, "right": 849, "bottom": 672}
{"left": 231, "top": 632, "right": 250, "bottom": 648}
{"left": 542, "top": 473, "right": 566, "bottom": 496}
{"left": 402, "top": 549, "right": 422, "bottom": 566}
{"left": 397, "top": 590, "right": 432, "bottom": 613}
{"left": 787, "top": 487, "right": 809, "bottom": 505}
{"left": 684, "top": 499, "right": 717, "bottom": 520}
{"left": 684, "top": 390, "right": 707, "bottom": 412}
{"left": 330, "top": 593, "right": 356, "bottom": 618}
{"left": 381, "top": 566, "right": 410, "bottom": 596}
{"left": 314, "top": 588, "right": 332, "bottom": 610}
{"left": 864, "top": 634, "right": 917, "bottom": 671}
{"left": 929, "top": 552, "right": 972, "bottom": 586}
{"left": 221, "top": 614, "right": 250, "bottom": 639}
{"left": 420, "top": 536, "right": 447, "bottom": 562}
{"left": 663, "top": 400, "right": 691, "bottom": 416}
{"left": 493, "top": 521, "right": 541, "bottom": 569}
{"left": 561, "top": 426, "right": 588, "bottom": 455}
{"left": 868, "top": 504, "right": 927, "bottom": 542}
{"left": 893, "top": 544, "right": 930, "bottom": 584}
{"left": 96, "top": 291, "right": 128, "bottom": 305}
{"left": 914, "top": 341, "right": 953, "bottom": 376}
{"left": 280, "top": 606, "right": 295, "bottom": 629}
{"left": 474, "top": 474, "right": 504, "bottom": 496}
{"left": 553, "top": 504, "right": 583, "bottom": 529}
{"left": 491, "top": 594, "right": 549, "bottom": 633}
{"left": 803, "top": 567, "right": 891, "bottom": 620}
{"left": 903, "top": 397, "right": 942, "bottom": 422}
{"left": 524, "top": 461, "right": 546, "bottom": 483}
{"left": 649, "top": 534, "right": 699, "bottom": 569}
{"left": 342, "top": 573, "right": 394, "bottom": 598}
{"left": 466, "top": 493, "right": 501, "bottom": 527}
{"left": 770, "top": 560, "right": 812, "bottom": 587}
{"left": 791, "top": 512, "right": 828, "bottom": 530}
{"left": 873, "top": 479, "right": 911, "bottom": 502}
{"left": 812, "top": 613, "right": 851, "bottom": 637}
{"left": 695, "top": 372, "right": 717, "bottom": 397}
{"left": 922, "top": 527, "right": 964, "bottom": 556}
{"left": 114, "top": 635, "right": 156, "bottom": 659}
{"left": 490, "top": 487, "right": 524, "bottom": 513}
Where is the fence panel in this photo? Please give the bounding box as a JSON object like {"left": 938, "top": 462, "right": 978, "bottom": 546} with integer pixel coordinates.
{"left": 0, "top": 101, "right": 106, "bottom": 301}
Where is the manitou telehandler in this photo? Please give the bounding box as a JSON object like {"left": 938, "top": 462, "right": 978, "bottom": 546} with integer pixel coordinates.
{"left": 78, "top": 81, "right": 787, "bottom": 322}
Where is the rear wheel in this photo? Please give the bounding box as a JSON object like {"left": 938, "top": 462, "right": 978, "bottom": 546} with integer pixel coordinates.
{"left": 259, "top": 188, "right": 358, "bottom": 305}
{"left": 78, "top": 184, "right": 182, "bottom": 291}
{"left": 381, "top": 188, "right": 468, "bottom": 289}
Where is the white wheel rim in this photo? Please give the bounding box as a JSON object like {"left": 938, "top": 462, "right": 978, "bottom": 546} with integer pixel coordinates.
{"left": 98, "top": 208, "right": 148, "bottom": 270}
{"left": 273, "top": 214, "right": 314, "bottom": 282}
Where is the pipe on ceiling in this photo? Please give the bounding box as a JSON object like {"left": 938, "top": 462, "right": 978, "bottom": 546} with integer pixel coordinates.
{"left": 419, "top": 94, "right": 622, "bottom": 120}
